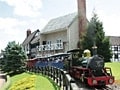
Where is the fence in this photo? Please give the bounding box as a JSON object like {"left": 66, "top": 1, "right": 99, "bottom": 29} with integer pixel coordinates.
{"left": 26, "top": 66, "right": 79, "bottom": 90}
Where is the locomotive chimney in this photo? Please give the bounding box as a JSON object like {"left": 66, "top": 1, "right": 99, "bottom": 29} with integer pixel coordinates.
{"left": 92, "top": 45, "right": 97, "bottom": 55}
{"left": 26, "top": 29, "right": 31, "bottom": 37}
{"left": 77, "top": 0, "right": 87, "bottom": 38}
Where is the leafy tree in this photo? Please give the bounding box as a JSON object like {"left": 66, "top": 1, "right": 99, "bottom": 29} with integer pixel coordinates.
{"left": 1, "top": 41, "right": 27, "bottom": 75}
{"left": 82, "top": 13, "right": 112, "bottom": 62}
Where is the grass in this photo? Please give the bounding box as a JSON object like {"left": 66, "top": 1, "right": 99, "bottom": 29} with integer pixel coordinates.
{"left": 105, "top": 62, "right": 120, "bottom": 80}
{"left": 36, "top": 74, "right": 59, "bottom": 90}
{"left": 9, "top": 72, "right": 59, "bottom": 90}
{"left": 105, "top": 62, "right": 120, "bottom": 85}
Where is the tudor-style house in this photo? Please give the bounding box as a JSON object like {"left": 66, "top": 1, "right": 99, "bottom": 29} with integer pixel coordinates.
{"left": 109, "top": 36, "right": 120, "bottom": 62}
{"left": 22, "top": 29, "right": 40, "bottom": 58}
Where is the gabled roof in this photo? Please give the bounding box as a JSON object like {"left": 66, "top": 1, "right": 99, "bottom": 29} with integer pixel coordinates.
{"left": 22, "top": 30, "right": 39, "bottom": 46}
{"left": 31, "top": 34, "right": 40, "bottom": 44}
{"left": 41, "top": 12, "right": 77, "bottom": 34}
{"left": 109, "top": 36, "right": 120, "bottom": 46}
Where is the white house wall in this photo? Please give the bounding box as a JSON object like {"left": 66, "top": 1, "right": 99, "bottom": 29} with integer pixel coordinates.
{"left": 40, "top": 30, "right": 68, "bottom": 48}
{"left": 67, "top": 18, "right": 79, "bottom": 50}
{"left": 39, "top": 17, "right": 79, "bottom": 52}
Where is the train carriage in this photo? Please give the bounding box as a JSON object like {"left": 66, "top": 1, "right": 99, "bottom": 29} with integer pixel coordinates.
{"left": 26, "top": 53, "right": 70, "bottom": 71}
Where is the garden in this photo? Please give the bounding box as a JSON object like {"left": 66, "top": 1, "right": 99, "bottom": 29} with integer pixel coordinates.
{"left": 2, "top": 72, "right": 60, "bottom": 90}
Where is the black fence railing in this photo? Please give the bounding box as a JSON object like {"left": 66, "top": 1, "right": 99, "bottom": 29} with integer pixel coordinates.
{"left": 26, "top": 66, "right": 79, "bottom": 90}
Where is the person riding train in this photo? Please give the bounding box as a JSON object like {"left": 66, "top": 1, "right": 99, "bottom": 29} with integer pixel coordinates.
{"left": 83, "top": 49, "right": 91, "bottom": 58}
{"left": 81, "top": 49, "right": 91, "bottom": 67}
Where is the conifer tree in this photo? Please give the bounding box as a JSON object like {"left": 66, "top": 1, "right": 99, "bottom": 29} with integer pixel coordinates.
{"left": 1, "top": 41, "right": 27, "bottom": 75}
{"left": 82, "top": 13, "right": 112, "bottom": 62}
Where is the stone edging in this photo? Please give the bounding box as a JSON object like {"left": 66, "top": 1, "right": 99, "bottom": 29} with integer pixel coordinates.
{"left": 1, "top": 75, "right": 11, "bottom": 90}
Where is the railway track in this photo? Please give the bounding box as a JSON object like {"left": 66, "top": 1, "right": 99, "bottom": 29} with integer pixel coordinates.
{"left": 75, "top": 79, "right": 120, "bottom": 90}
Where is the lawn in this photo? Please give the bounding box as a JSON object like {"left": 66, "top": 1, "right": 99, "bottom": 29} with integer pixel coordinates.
{"left": 105, "top": 62, "right": 120, "bottom": 85}
{"left": 105, "top": 62, "right": 120, "bottom": 80}
{"left": 9, "top": 72, "right": 59, "bottom": 90}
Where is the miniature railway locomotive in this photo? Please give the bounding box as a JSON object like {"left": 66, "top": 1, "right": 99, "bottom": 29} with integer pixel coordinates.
{"left": 68, "top": 49, "right": 114, "bottom": 86}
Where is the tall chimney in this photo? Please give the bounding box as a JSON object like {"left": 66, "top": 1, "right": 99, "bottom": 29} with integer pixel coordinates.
{"left": 77, "top": 0, "right": 87, "bottom": 38}
{"left": 27, "top": 29, "right": 31, "bottom": 37}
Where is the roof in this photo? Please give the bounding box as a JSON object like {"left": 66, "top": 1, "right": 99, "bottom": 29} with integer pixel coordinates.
{"left": 31, "top": 34, "right": 40, "bottom": 44}
{"left": 41, "top": 12, "right": 77, "bottom": 34}
{"left": 50, "top": 53, "right": 70, "bottom": 58}
{"left": 67, "top": 48, "right": 81, "bottom": 53}
{"left": 22, "top": 30, "right": 39, "bottom": 46}
{"left": 109, "top": 36, "right": 120, "bottom": 46}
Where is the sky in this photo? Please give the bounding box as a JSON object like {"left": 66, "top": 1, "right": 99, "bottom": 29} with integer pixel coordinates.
{"left": 0, "top": 0, "right": 120, "bottom": 52}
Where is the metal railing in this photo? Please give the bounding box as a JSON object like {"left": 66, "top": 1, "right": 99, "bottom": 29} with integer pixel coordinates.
{"left": 26, "top": 66, "right": 79, "bottom": 90}
{"left": 38, "top": 43, "right": 63, "bottom": 51}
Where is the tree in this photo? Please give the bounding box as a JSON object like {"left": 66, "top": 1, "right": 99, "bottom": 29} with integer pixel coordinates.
{"left": 1, "top": 41, "right": 27, "bottom": 75}
{"left": 82, "top": 13, "right": 112, "bottom": 62}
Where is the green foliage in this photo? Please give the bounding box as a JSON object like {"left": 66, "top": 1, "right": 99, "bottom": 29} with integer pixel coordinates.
{"left": 81, "top": 13, "right": 112, "bottom": 62}
{"left": 1, "top": 41, "right": 27, "bottom": 75}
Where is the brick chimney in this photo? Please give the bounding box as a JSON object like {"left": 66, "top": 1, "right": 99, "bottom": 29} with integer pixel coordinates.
{"left": 27, "top": 29, "right": 31, "bottom": 37}
{"left": 77, "top": 0, "right": 87, "bottom": 38}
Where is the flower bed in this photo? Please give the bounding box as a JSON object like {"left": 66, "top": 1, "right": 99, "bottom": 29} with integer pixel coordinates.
{"left": 9, "top": 75, "right": 36, "bottom": 90}
{"left": 8, "top": 73, "right": 59, "bottom": 90}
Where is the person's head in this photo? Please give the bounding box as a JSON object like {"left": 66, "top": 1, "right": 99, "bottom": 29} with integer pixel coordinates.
{"left": 83, "top": 49, "right": 91, "bottom": 57}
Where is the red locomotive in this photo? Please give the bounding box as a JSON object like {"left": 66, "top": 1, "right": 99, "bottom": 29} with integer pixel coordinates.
{"left": 68, "top": 49, "right": 114, "bottom": 86}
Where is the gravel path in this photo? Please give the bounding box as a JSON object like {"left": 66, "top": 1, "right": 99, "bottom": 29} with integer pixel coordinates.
{"left": 0, "top": 78, "right": 5, "bottom": 89}
{"left": 0, "top": 74, "right": 7, "bottom": 89}
{"left": 110, "top": 84, "right": 120, "bottom": 90}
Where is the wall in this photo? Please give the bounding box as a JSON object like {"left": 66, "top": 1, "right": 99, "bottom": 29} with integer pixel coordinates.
{"left": 44, "top": 30, "right": 67, "bottom": 43}
{"left": 67, "top": 17, "right": 79, "bottom": 50}
{"left": 39, "top": 17, "right": 79, "bottom": 52}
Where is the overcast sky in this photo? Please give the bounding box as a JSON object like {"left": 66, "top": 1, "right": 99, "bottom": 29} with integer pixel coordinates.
{"left": 0, "top": 0, "right": 120, "bottom": 51}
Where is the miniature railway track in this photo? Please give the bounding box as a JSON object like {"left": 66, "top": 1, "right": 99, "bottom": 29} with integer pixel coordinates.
{"left": 94, "top": 86, "right": 113, "bottom": 90}
{"left": 74, "top": 79, "right": 118, "bottom": 90}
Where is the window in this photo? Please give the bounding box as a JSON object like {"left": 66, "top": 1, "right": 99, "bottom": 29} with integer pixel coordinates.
{"left": 114, "top": 54, "right": 118, "bottom": 59}
{"left": 43, "top": 41, "right": 46, "bottom": 45}
{"left": 114, "top": 46, "right": 118, "bottom": 51}
{"left": 42, "top": 41, "right": 46, "bottom": 50}
{"left": 56, "top": 39, "right": 62, "bottom": 49}
{"left": 47, "top": 41, "right": 51, "bottom": 50}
